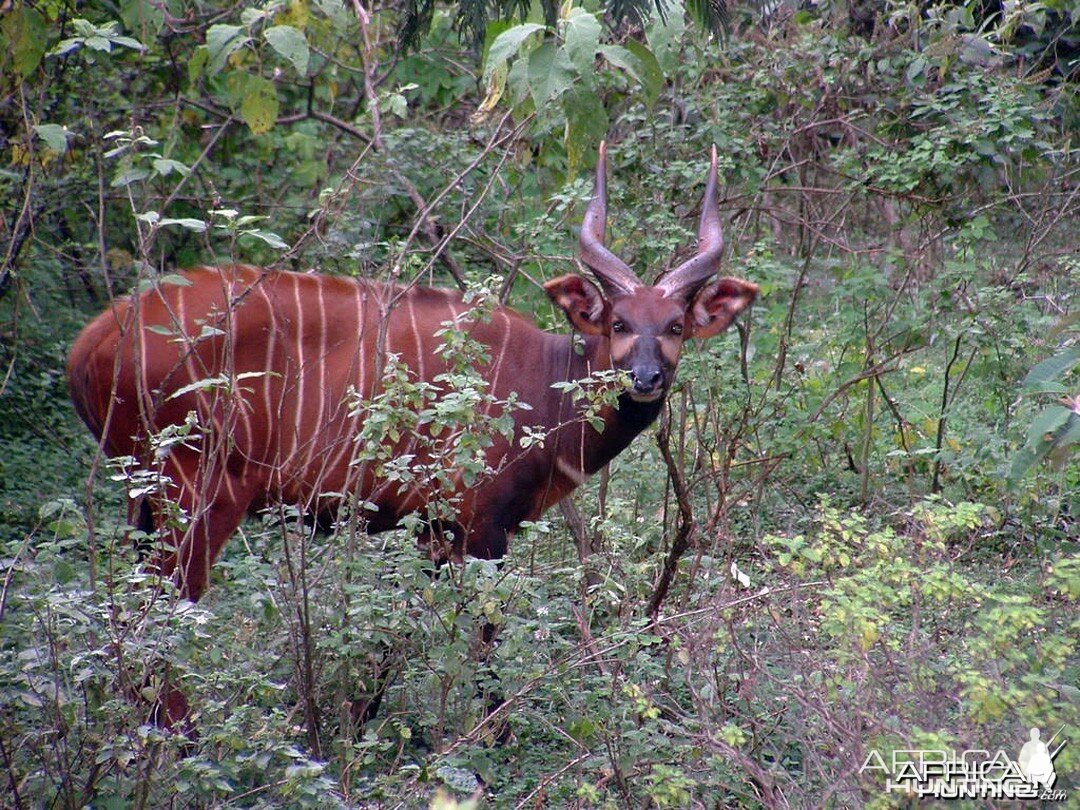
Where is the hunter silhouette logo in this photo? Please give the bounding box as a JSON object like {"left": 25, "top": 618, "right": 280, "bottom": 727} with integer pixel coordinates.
{"left": 860, "top": 725, "right": 1068, "bottom": 801}
{"left": 1018, "top": 727, "right": 1064, "bottom": 790}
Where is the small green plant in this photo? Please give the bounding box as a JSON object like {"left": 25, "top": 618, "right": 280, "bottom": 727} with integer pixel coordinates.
{"left": 1008, "top": 325, "right": 1080, "bottom": 484}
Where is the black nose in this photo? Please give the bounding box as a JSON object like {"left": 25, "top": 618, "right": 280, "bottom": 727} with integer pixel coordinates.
{"left": 633, "top": 367, "right": 663, "bottom": 392}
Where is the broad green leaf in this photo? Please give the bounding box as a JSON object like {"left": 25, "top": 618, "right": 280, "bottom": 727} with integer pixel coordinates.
{"left": 1023, "top": 404, "right": 1072, "bottom": 446}
{"left": 239, "top": 229, "right": 289, "bottom": 249}
{"left": 906, "top": 55, "right": 928, "bottom": 85}
{"left": 527, "top": 41, "right": 575, "bottom": 108}
{"left": 168, "top": 375, "right": 230, "bottom": 400}
{"left": 34, "top": 124, "right": 71, "bottom": 154}
{"left": 1022, "top": 344, "right": 1080, "bottom": 392}
{"left": 506, "top": 56, "right": 532, "bottom": 108}
{"left": 264, "top": 25, "right": 309, "bottom": 76}
{"left": 564, "top": 87, "right": 607, "bottom": 175}
{"left": 158, "top": 217, "right": 208, "bottom": 232}
{"left": 85, "top": 36, "right": 113, "bottom": 52}
{"left": 72, "top": 19, "right": 99, "bottom": 37}
{"left": 240, "top": 75, "right": 280, "bottom": 134}
{"left": 314, "top": 0, "right": 349, "bottom": 24}
{"left": 159, "top": 273, "right": 193, "bottom": 287}
{"left": 241, "top": 7, "right": 275, "bottom": 26}
{"left": 111, "top": 35, "right": 146, "bottom": 52}
{"left": 50, "top": 38, "right": 82, "bottom": 58}
{"left": 111, "top": 167, "right": 150, "bottom": 187}
{"left": 481, "top": 19, "right": 514, "bottom": 67}
{"left": 562, "top": 8, "right": 601, "bottom": 77}
{"left": 187, "top": 46, "right": 208, "bottom": 85}
{"left": 601, "top": 44, "right": 638, "bottom": 76}
{"left": 134, "top": 273, "right": 192, "bottom": 293}
{"left": 483, "top": 23, "right": 545, "bottom": 84}
{"left": 1056, "top": 413, "right": 1080, "bottom": 449}
{"left": 2, "top": 6, "right": 47, "bottom": 77}
{"left": 206, "top": 24, "right": 250, "bottom": 76}
{"left": 647, "top": 0, "right": 686, "bottom": 73}
{"left": 152, "top": 157, "right": 192, "bottom": 177}
{"left": 121, "top": 0, "right": 165, "bottom": 41}
{"left": 1008, "top": 405, "right": 1076, "bottom": 483}
{"left": 624, "top": 40, "right": 663, "bottom": 104}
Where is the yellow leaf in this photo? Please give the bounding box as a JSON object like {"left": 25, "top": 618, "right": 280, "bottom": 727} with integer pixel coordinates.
{"left": 281, "top": 0, "right": 311, "bottom": 29}
{"left": 472, "top": 64, "right": 506, "bottom": 124}
{"left": 10, "top": 144, "right": 30, "bottom": 167}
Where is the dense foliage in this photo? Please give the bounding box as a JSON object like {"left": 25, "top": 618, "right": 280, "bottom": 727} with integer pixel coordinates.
{"left": 1, "top": 0, "right": 1077, "bottom": 806}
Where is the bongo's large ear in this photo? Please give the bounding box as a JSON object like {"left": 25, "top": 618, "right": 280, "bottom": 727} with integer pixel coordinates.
{"left": 689, "top": 277, "right": 759, "bottom": 338}
{"left": 544, "top": 274, "right": 609, "bottom": 336}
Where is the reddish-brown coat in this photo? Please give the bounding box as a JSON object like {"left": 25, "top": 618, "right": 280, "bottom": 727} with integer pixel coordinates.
{"left": 68, "top": 265, "right": 646, "bottom": 599}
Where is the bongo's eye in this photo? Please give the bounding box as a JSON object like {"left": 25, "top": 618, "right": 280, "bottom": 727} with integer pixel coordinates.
{"left": 612, "top": 320, "right": 626, "bottom": 333}
{"left": 670, "top": 323, "right": 684, "bottom": 336}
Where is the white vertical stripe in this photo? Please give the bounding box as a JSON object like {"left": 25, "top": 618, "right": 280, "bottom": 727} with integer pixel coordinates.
{"left": 170, "top": 455, "right": 197, "bottom": 502}
{"left": 257, "top": 283, "right": 278, "bottom": 469}
{"left": 323, "top": 280, "right": 367, "bottom": 479}
{"left": 229, "top": 279, "right": 254, "bottom": 460}
{"left": 556, "top": 457, "right": 587, "bottom": 486}
{"left": 222, "top": 467, "right": 237, "bottom": 500}
{"left": 487, "top": 311, "right": 512, "bottom": 397}
{"left": 407, "top": 293, "right": 425, "bottom": 381}
{"left": 304, "top": 276, "right": 329, "bottom": 479}
{"left": 290, "top": 273, "right": 306, "bottom": 471}
{"left": 174, "top": 280, "right": 215, "bottom": 438}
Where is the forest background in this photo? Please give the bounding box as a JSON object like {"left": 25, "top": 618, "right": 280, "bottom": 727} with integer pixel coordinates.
{"left": 0, "top": 0, "right": 1078, "bottom": 806}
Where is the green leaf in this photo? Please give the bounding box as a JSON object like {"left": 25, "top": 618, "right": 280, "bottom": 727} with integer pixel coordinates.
{"left": 1022, "top": 344, "right": 1080, "bottom": 392}
{"left": 187, "top": 45, "right": 208, "bottom": 85}
{"left": 2, "top": 6, "right": 47, "bottom": 77}
{"left": 239, "top": 229, "right": 289, "bottom": 249}
{"left": 481, "top": 19, "right": 513, "bottom": 67}
{"left": 85, "top": 36, "right": 113, "bottom": 52}
{"left": 152, "top": 157, "right": 192, "bottom": 177}
{"left": 168, "top": 375, "right": 229, "bottom": 400}
{"left": 624, "top": 40, "right": 663, "bottom": 104}
{"left": 647, "top": 0, "right": 687, "bottom": 74}
{"left": 121, "top": 0, "right": 165, "bottom": 41}
{"left": 1008, "top": 405, "right": 1076, "bottom": 483}
{"left": 600, "top": 43, "right": 662, "bottom": 105}
{"left": 34, "top": 124, "right": 71, "bottom": 154}
{"left": 527, "top": 41, "right": 575, "bottom": 108}
{"left": 108, "top": 34, "right": 147, "bottom": 52}
{"left": 562, "top": 8, "right": 601, "bottom": 77}
{"left": 158, "top": 217, "right": 208, "bottom": 232}
{"left": 159, "top": 273, "right": 193, "bottom": 287}
{"left": 906, "top": 56, "right": 928, "bottom": 85}
{"left": 111, "top": 167, "right": 150, "bottom": 187}
{"left": 50, "top": 38, "right": 82, "bottom": 58}
{"left": 506, "top": 57, "right": 532, "bottom": 107}
{"left": 240, "top": 75, "right": 279, "bottom": 135}
{"left": 264, "top": 25, "right": 309, "bottom": 76}
{"left": 483, "top": 23, "right": 545, "bottom": 85}
{"left": 206, "top": 24, "right": 250, "bottom": 76}
{"left": 564, "top": 87, "right": 608, "bottom": 175}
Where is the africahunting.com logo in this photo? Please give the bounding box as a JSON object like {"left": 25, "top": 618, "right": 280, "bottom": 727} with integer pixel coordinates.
{"left": 860, "top": 726, "right": 1068, "bottom": 801}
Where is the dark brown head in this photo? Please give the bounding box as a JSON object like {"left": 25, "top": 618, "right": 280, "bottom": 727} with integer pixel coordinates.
{"left": 545, "top": 143, "right": 759, "bottom": 403}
